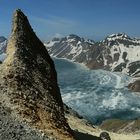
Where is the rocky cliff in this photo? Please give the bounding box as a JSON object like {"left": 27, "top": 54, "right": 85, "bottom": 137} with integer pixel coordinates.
{"left": 0, "top": 9, "right": 74, "bottom": 140}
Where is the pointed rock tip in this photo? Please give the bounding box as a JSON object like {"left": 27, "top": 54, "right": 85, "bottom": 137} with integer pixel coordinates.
{"left": 14, "top": 8, "right": 22, "bottom": 13}
{"left": 14, "top": 9, "right": 24, "bottom": 15}
{"left": 13, "top": 9, "right": 27, "bottom": 20}
{"left": 12, "top": 9, "right": 32, "bottom": 34}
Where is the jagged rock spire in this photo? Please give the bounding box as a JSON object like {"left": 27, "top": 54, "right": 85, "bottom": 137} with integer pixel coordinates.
{"left": 1, "top": 9, "right": 75, "bottom": 140}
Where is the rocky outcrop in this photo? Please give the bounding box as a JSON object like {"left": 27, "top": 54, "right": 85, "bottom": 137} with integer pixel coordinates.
{"left": 0, "top": 9, "right": 74, "bottom": 140}
{"left": 99, "top": 132, "right": 111, "bottom": 140}
{"left": 128, "top": 80, "right": 140, "bottom": 92}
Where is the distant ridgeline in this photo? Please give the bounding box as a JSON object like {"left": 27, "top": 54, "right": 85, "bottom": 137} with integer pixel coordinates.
{"left": 45, "top": 34, "right": 140, "bottom": 76}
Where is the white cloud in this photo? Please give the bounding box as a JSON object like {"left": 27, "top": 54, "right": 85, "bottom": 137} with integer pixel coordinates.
{"left": 30, "top": 15, "right": 78, "bottom": 29}
{"left": 53, "top": 33, "right": 64, "bottom": 38}
{"left": 29, "top": 15, "right": 79, "bottom": 41}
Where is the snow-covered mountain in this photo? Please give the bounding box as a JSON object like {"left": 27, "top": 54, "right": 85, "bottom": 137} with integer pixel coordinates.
{"left": 100, "top": 33, "right": 140, "bottom": 76}
{"left": 45, "top": 33, "right": 140, "bottom": 76}
{"left": 45, "top": 34, "right": 95, "bottom": 64}
{"left": 0, "top": 36, "right": 7, "bottom": 62}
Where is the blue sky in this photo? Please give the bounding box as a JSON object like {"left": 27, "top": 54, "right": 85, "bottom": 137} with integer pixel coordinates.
{"left": 0, "top": 0, "right": 140, "bottom": 41}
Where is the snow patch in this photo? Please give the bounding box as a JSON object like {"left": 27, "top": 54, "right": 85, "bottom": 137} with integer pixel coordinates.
{"left": 44, "top": 40, "right": 59, "bottom": 48}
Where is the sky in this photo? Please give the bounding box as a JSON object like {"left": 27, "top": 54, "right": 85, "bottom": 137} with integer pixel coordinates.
{"left": 0, "top": 0, "right": 140, "bottom": 41}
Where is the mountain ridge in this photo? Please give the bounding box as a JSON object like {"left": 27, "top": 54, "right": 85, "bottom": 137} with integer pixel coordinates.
{"left": 45, "top": 33, "right": 140, "bottom": 76}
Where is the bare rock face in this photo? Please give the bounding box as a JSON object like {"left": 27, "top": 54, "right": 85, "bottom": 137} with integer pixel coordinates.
{"left": 100, "top": 132, "right": 111, "bottom": 140}
{"left": 128, "top": 80, "right": 140, "bottom": 92}
{"left": 0, "top": 9, "right": 74, "bottom": 140}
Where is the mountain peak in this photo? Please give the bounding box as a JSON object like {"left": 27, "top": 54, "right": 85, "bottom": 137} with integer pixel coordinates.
{"left": 1, "top": 9, "right": 74, "bottom": 140}
{"left": 67, "top": 34, "right": 81, "bottom": 41}
{"left": 14, "top": 8, "right": 24, "bottom": 16}
{"left": 12, "top": 9, "right": 29, "bottom": 33}
{"left": 108, "top": 33, "right": 128, "bottom": 38}
{"left": 105, "top": 33, "right": 131, "bottom": 41}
